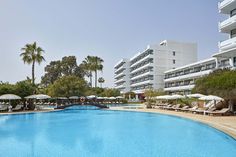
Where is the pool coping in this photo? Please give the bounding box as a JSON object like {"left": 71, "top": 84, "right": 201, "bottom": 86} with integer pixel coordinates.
{"left": 109, "top": 107, "right": 236, "bottom": 140}
{"left": 0, "top": 109, "right": 63, "bottom": 115}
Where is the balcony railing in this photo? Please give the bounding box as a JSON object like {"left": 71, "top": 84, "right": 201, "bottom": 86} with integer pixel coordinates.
{"left": 164, "top": 65, "right": 215, "bottom": 80}
{"left": 114, "top": 72, "right": 126, "bottom": 79}
{"left": 114, "top": 78, "right": 126, "bottom": 84}
{"left": 218, "top": 0, "right": 235, "bottom": 12}
{"left": 130, "top": 54, "right": 153, "bottom": 68}
{"left": 130, "top": 80, "right": 153, "bottom": 87}
{"left": 131, "top": 71, "right": 154, "bottom": 81}
{"left": 164, "top": 69, "right": 213, "bottom": 83}
{"left": 131, "top": 62, "right": 154, "bottom": 74}
{"left": 219, "top": 37, "right": 236, "bottom": 51}
{"left": 164, "top": 85, "right": 195, "bottom": 92}
{"left": 219, "top": 15, "right": 236, "bottom": 32}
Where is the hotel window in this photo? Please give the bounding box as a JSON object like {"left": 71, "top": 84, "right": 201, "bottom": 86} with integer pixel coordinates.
{"left": 173, "top": 59, "right": 176, "bottom": 64}
{"left": 231, "top": 29, "right": 236, "bottom": 38}
{"left": 231, "top": 9, "right": 236, "bottom": 17}
{"left": 234, "top": 57, "right": 236, "bottom": 67}
{"left": 173, "top": 51, "right": 176, "bottom": 56}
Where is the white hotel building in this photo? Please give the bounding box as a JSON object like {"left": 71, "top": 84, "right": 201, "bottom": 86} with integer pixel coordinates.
{"left": 114, "top": 59, "right": 130, "bottom": 93}
{"left": 164, "top": 0, "right": 236, "bottom": 94}
{"left": 114, "top": 40, "right": 197, "bottom": 94}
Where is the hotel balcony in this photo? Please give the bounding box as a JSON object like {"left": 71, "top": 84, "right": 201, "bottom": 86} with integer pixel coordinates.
{"left": 130, "top": 80, "right": 153, "bottom": 87}
{"left": 219, "top": 37, "right": 236, "bottom": 52}
{"left": 219, "top": 15, "right": 236, "bottom": 33}
{"left": 115, "top": 66, "right": 125, "bottom": 75}
{"left": 131, "top": 62, "right": 154, "bottom": 74}
{"left": 114, "top": 78, "right": 126, "bottom": 84}
{"left": 164, "top": 69, "right": 213, "bottom": 82}
{"left": 131, "top": 71, "right": 154, "bottom": 81}
{"left": 130, "top": 54, "right": 153, "bottom": 68}
{"left": 114, "top": 72, "right": 125, "bottom": 79}
{"left": 164, "top": 84, "right": 195, "bottom": 92}
{"left": 115, "top": 84, "right": 125, "bottom": 90}
{"left": 219, "top": 0, "right": 236, "bottom": 14}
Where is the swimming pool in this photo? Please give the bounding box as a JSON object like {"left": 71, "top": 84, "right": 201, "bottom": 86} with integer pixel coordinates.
{"left": 0, "top": 106, "right": 236, "bottom": 157}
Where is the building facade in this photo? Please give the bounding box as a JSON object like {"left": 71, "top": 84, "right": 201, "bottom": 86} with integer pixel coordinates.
{"left": 163, "top": 0, "right": 236, "bottom": 94}
{"left": 164, "top": 58, "right": 217, "bottom": 95}
{"left": 114, "top": 59, "right": 130, "bottom": 94}
{"left": 214, "top": 0, "right": 236, "bottom": 67}
{"left": 114, "top": 40, "right": 198, "bottom": 94}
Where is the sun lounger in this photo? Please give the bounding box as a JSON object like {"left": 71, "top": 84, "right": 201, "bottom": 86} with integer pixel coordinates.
{"left": 175, "top": 104, "right": 185, "bottom": 111}
{"left": 194, "top": 108, "right": 207, "bottom": 114}
{"left": 195, "top": 107, "right": 216, "bottom": 115}
{"left": 172, "top": 104, "right": 181, "bottom": 111}
{"left": 0, "top": 105, "right": 8, "bottom": 112}
{"left": 164, "top": 104, "right": 173, "bottom": 110}
{"left": 180, "top": 106, "right": 189, "bottom": 112}
{"left": 180, "top": 105, "right": 189, "bottom": 112}
{"left": 188, "top": 106, "right": 198, "bottom": 113}
{"left": 12, "top": 105, "right": 23, "bottom": 111}
{"left": 207, "top": 108, "right": 230, "bottom": 116}
{"left": 204, "top": 107, "right": 217, "bottom": 115}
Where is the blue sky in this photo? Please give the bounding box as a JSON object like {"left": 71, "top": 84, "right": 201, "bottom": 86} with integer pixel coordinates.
{"left": 0, "top": 0, "right": 224, "bottom": 87}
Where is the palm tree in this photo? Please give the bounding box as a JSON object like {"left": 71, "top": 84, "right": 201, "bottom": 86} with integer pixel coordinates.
{"left": 81, "top": 56, "right": 104, "bottom": 88}
{"left": 91, "top": 56, "right": 104, "bottom": 88}
{"left": 80, "top": 56, "right": 94, "bottom": 87}
{"left": 20, "top": 42, "right": 45, "bottom": 85}
{"left": 98, "top": 77, "right": 105, "bottom": 88}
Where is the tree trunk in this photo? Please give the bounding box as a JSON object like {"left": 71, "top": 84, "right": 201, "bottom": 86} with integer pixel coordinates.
{"left": 89, "top": 71, "right": 92, "bottom": 87}
{"left": 32, "top": 61, "right": 35, "bottom": 85}
{"left": 95, "top": 70, "right": 97, "bottom": 88}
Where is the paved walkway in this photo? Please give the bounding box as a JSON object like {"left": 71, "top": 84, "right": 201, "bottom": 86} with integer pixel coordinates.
{"left": 110, "top": 107, "right": 236, "bottom": 139}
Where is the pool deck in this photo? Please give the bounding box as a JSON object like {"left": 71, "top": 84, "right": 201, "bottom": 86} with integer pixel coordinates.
{"left": 0, "top": 109, "right": 62, "bottom": 115}
{"left": 110, "top": 106, "right": 236, "bottom": 139}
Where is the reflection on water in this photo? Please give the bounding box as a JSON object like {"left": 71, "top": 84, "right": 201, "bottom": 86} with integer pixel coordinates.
{"left": 0, "top": 115, "right": 10, "bottom": 125}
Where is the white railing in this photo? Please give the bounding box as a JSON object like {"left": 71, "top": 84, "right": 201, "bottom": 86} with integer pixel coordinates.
{"left": 114, "top": 72, "right": 125, "bottom": 79}
{"left": 130, "top": 54, "right": 153, "bottom": 68}
{"left": 164, "top": 69, "right": 213, "bottom": 82}
{"left": 115, "top": 84, "right": 125, "bottom": 89}
{"left": 114, "top": 78, "right": 126, "bottom": 84}
{"left": 164, "top": 85, "right": 195, "bottom": 92}
{"left": 130, "top": 80, "right": 153, "bottom": 87}
{"left": 219, "top": 15, "right": 236, "bottom": 31}
{"left": 131, "top": 63, "right": 154, "bottom": 74}
{"left": 114, "top": 65, "right": 125, "bottom": 73}
{"left": 130, "top": 71, "right": 154, "bottom": 81}
{"left": 218, "top": 0, "right": 234, "bottom": 10}
{"left": 219, "top": 37, "right": 236, "bottom": 51}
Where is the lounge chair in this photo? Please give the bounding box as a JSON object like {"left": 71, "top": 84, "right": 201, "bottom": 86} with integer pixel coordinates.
{"left": 158, "top": 103, "right": 168, "bottom": 109}
{"left": 180, "top": 106, "right": 189, "bottom": 112}
{"left": 207, "top": 108, "right": 230, "bottom": 116}
{"left": 188, "top": 106, "right": 198, "bottom": 113}
{"left": 175, "top": 104, "right": 185, "bottom": 111}
{"left": 194, "top": 108, "right": 208, "bottom": 114}
{"left": 163, "top": 104, "right": 173, "bottom": 110}
{"left": 204, "top": 107, "right": 217, "bottom": 115}
{"left": 195, "top": 107, "right": 216, "bottom": 115}
{"left": 172, "top": 104, "right": 181, "bottom": 111}
{"left": 0, "top": 105, "right": 8, "bottom": 112}
{"left": 12, "top": 105, "right": 23, "bottom": 112}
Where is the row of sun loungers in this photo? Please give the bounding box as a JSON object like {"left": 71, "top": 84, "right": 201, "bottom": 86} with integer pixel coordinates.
{"left": 0, "top": 105, "right": 23, "bottom": 112}
{"left": 153, "top": 103, "right": 230, "bottom": 116}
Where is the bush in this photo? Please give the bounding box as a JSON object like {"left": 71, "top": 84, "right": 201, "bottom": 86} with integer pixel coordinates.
{"left": 193, "top": 69, "right": 236, "bottom": 100}
{"left": 47, "top": 75, "right": 87, "bottom": 97}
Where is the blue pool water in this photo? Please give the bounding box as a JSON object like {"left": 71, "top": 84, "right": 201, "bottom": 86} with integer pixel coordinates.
{"left": 0, "top": 106, "right": 236, "bottom": 157}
